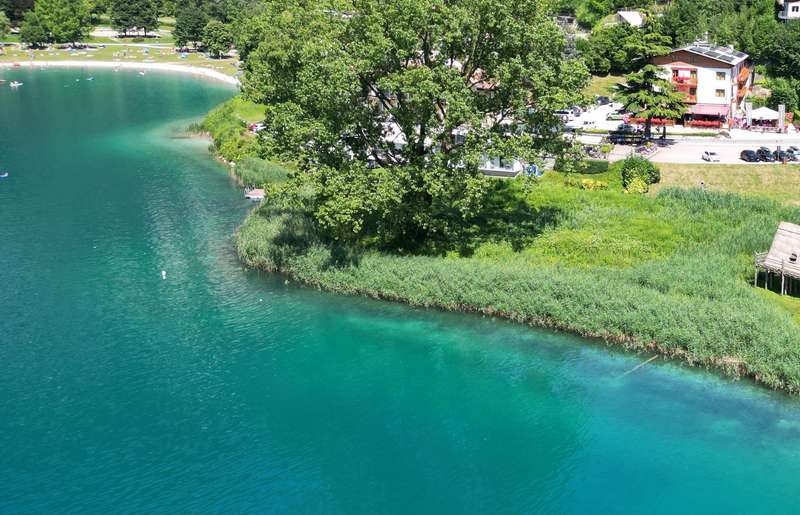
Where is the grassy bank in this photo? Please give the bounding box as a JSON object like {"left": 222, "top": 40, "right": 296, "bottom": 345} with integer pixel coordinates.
{"left": 200, "top": 96, "right": 292, "bottom": 187}
{"left": 236, "top": 164, "right": 800, "bottom": 393}
{"left": 655, "top": 163, "right": 800, "bottom": 204}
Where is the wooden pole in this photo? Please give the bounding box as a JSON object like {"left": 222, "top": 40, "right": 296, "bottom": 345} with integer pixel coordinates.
{"left": 782, "top": 261, "right": 786, "bottom": 295}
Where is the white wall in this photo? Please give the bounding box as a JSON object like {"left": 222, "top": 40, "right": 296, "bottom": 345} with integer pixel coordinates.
{"left": 780, "top": 1, "right": 800, "bottom": 19}
{"left": 696, "top": 67, "right": 731, "bottom": 105}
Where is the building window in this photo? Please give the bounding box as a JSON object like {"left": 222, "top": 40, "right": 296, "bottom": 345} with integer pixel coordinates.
{"left": 715, "top": 89, "right": 725, "bottom": 98}
{"left": 716, "top": 72, "right": 726, "bottom": 80}
{"left": 793, "top": 5, "right": 799, "bottom": 11}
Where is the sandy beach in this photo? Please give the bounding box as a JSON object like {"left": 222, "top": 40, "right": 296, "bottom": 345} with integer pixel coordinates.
{"left": 0, "top": 60, "right": 240, "bottom": 87}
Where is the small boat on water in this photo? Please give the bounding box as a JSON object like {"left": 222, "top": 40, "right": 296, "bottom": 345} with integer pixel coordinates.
{"left": 0, "top": 172, "right": 9, "bottom": 179}
{"left": 10, "top": 81, "right": 23, "bottom": 88}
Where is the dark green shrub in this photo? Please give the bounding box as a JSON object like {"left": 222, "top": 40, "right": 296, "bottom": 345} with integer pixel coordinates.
{"left": 617, "top": 156, "right": 661, "bottom": 189}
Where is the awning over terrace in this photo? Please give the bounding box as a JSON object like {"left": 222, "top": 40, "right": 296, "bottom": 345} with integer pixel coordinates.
{"left": 751, "top": 106, "right": 780, "bottom": 121}
{"left": 689, "top": 104, "right": 730, "bottom": 117}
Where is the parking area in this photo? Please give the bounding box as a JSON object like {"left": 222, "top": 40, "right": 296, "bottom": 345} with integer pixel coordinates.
{"left": 650, "top": 140, "right": 800, "bottom": 164}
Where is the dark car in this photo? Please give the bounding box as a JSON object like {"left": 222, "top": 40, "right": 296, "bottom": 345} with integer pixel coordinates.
{"left": 757, "top": 148, "right": 776, "bottom": 162}
{"left": 774, "top": 150, "right": 792, "bottom": 162}
{"left": 596, "top": 96, "right": 611, "bottom": 106}
{"left": 740, "top": 150, "right": 759, "bottom": 162}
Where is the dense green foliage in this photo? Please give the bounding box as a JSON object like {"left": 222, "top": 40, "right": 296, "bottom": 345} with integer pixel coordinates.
{"left": 0, "top": 11, "right": 10, "bottom": 38}
{"left": 174, "top": 0, "right": 208, "bottom": 47}
{"left": 578, "top": 22, "right": 641, "bottom": 75}
{"left": 201, "top": 96, "right": 294, "bottom": 187}
{"left": 237, "top": 0, "right": 587, "bottom": 251}
{"left": 18, "top": 8, "right": 46, "bottom": 46}
{"left": 237, "top": 171, "right": 800, "bottom": 393}
{"left": 18, "top": 0, "right": 91, "bottom": 44}
{"left": 202, "top": 18, "right": 231, "bottom": 58}
{"left": 617, "top": 156, "right": 660, "bottom": 190}
{"left": 109, "top": 0, "right": 159, "bottom": 36}
{"left": 202, "top": 97, "right": 258, "bottom": 162}
{"left": 0, "top": 0, "right": 33, "bottom": 22}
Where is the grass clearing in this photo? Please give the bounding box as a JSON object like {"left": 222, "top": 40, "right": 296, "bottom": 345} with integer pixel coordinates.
{"left": 584, "top": 74, "right": 625, "bottom": 98}
{"left": 654, "top": 163, "right": 800, "bottom": 204}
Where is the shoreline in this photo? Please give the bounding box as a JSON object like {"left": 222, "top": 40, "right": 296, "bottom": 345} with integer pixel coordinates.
{"left": 0, "top": 60, "right": 240, "bottom": 87}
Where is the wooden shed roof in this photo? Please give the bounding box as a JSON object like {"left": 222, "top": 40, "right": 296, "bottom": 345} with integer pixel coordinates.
{"left": 756, "top": 222, "right": 800, "bottom": 279}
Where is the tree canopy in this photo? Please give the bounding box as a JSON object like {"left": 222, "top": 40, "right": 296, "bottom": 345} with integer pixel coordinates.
{"left": 0, "top": 11, "right": 10, "bottom": 39}
{"left": 19, "top": 0, "right": 91, "bottom": 44}
{"left": 202, "top": 19, "right": 232, "bottom": 57}
{"left": 239, "top": 0, "right": 587, "bottom": 250}
{"left": 174, "top": 0, "right": 208, "bottom": 48}
{"left": 109, "top": 0, "right": 159, "bottom": 36}
{"left": 0, "top": 0, "right": 33, "bottom": 22}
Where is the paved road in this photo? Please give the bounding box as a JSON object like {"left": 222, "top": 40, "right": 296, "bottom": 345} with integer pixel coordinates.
{"left": 650, "top": 139, "right": 800, "bottom": 164}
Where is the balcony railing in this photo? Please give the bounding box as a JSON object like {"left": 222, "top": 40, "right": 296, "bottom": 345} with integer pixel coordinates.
{"left": 672, "top": 77, "right": 698, "bottom": 85}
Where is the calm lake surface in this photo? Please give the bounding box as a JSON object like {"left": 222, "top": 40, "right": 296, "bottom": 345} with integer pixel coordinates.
{"left": 2, "top": 69, "right": 800, "bottom": 514}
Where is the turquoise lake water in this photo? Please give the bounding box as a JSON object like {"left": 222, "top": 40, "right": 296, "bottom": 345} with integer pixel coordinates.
{"left": 2, "top": 69, "right": 800, "bottom": 513}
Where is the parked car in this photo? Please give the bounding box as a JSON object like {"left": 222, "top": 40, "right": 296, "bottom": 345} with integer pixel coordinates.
{"left": 570, "top": 106, "right": 583, "bottom": 116}
{"left": 774, "top": 150, "right": 788, "bottom": 162}
{"left": 740, "top": 150, "right": 759, "bottom": 162}
{"left": 596, "top": 96, "right": 611, "bottom": 106}
{"left": 702, "top": 151, "right": 720, "bottom": 162}
{"left": 757, "top": 148, "right": 776, "bottom": 162}
{"left": 616, "top": 123, "right": 636, "bottom": 133}
{"left": 775, "top": 150, "right": 798, "bottom": 162}
{"left": 554, "top": 109, "right": 574, "bottom": 121}
{"left": 788, "top": 145, "right": 800, "bottom": 153}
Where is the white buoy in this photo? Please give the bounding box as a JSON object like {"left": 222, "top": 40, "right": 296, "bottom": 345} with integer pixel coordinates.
{"left": 161, "top": 270, "right": 166, "bottom": 280}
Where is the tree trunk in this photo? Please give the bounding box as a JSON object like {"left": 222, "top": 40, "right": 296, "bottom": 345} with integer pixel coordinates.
{"left": 645, "top": 117, "right": 653, "bottom": 140}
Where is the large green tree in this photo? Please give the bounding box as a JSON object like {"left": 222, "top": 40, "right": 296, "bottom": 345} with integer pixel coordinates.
{"left": 23, "top": 0, "right": 91, "bottom": 44}
{"left": 240, "top": 0, "right": 587, "bottom": 250}
{"left": 0, "top": 11, "right": 10, "bottom": 39}
{"left": 768, "top": 22, "right": 800, "bottom": 81}
{"left": 19, "top": 9, "right": 47, "bottom": 46}
{"left": 110, "top": 0, "right": 158, "bottom": 36}
{"left": 616, "top": 34, "right": 686, "bottom": 139}
{"left": 202, "top": 19, "right": 231, "bottom": 57}
{"left": 174, "top": 0, "right": 208, "bottom": 48}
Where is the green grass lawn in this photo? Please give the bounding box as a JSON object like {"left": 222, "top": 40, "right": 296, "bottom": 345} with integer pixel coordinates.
{"left": 584, "top": 74, "right": 625, "bottom": 99}
{"left": 654, "top": 163, "right": 800, "bottom": 204}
